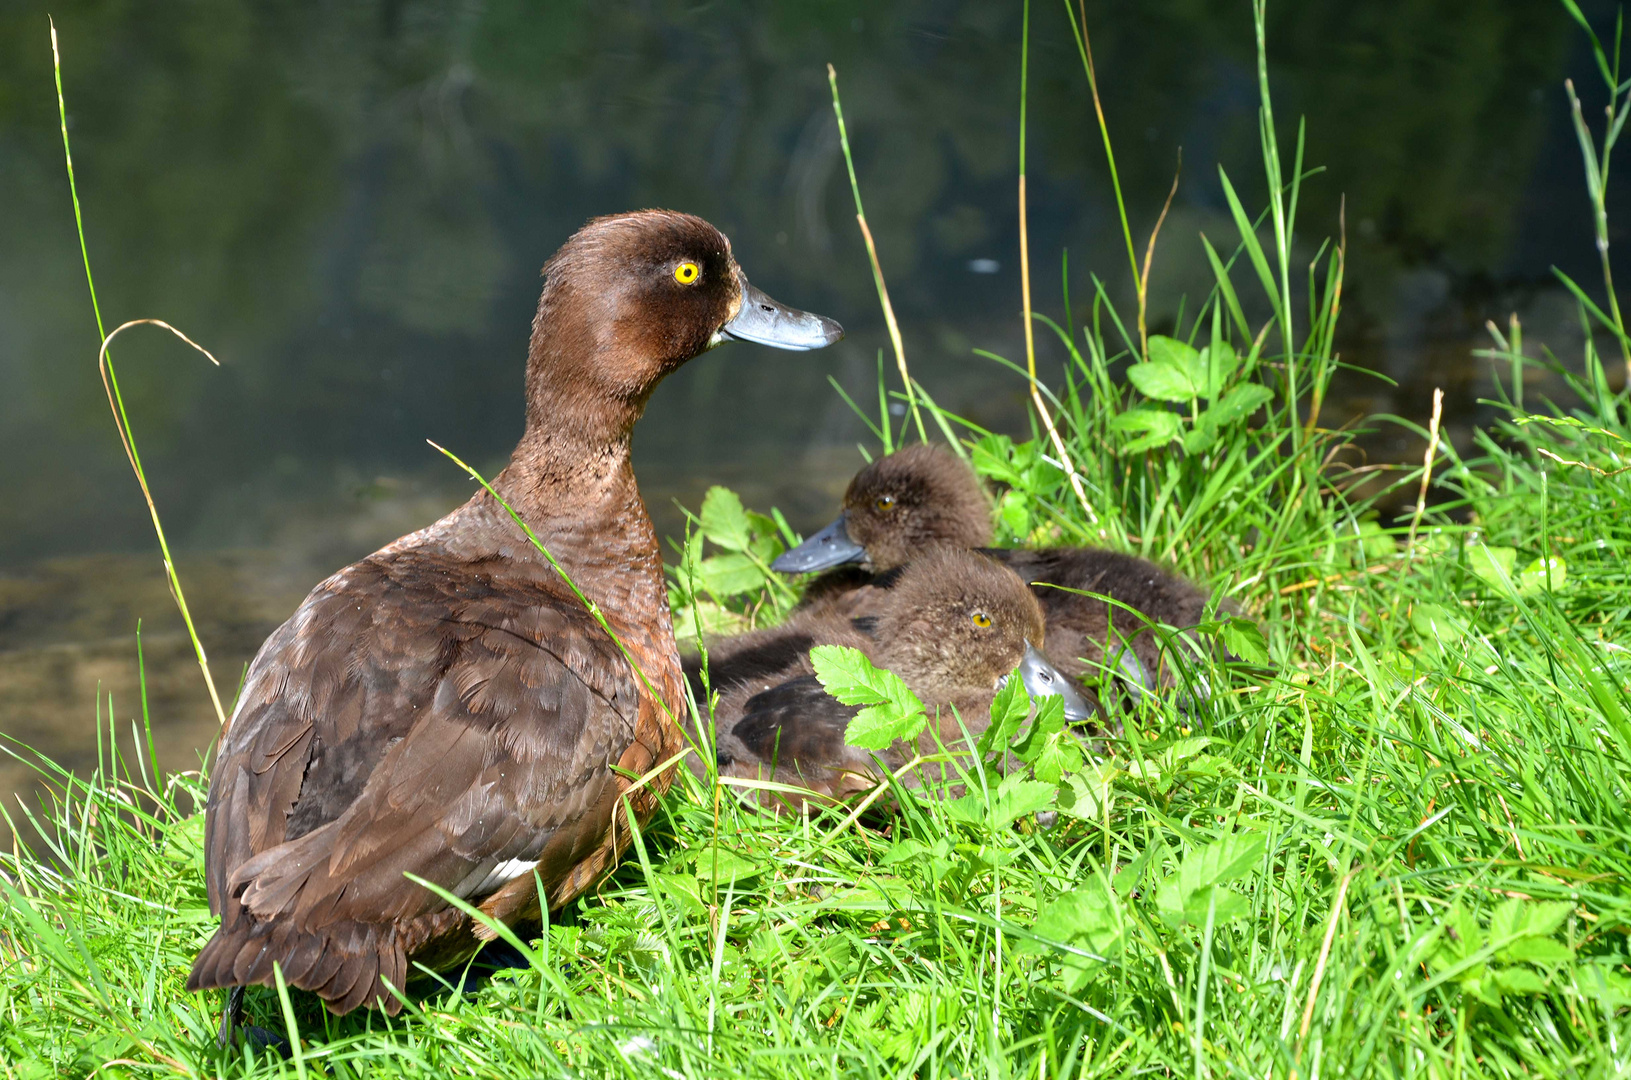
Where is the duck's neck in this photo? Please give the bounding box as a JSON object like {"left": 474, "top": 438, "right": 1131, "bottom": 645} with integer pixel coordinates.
{"left": 493, "top": 425, "right": 666, "bottom": 630}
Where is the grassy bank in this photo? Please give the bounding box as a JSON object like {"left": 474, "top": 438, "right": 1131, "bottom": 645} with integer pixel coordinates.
{"left": 5, "top": 1, "right": 1631, "bottom": 1076}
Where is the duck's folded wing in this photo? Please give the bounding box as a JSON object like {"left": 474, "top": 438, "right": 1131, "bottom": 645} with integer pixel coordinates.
{"left": 194, "top": 557, "right": 641, "bottom": 1008}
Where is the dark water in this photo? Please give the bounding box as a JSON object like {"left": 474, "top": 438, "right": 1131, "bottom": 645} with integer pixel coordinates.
{"left": 0, "top": 0, "right": 1625, "bottom": 806}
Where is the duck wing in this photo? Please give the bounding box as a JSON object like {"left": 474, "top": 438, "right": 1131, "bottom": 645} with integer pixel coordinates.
{"left": 189, "top": 545, "right": 646, "bottom": 1015}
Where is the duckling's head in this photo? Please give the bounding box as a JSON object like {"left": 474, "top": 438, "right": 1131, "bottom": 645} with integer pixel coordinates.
{"left": 525, "top": 210, "right": 842, "bottom": 437}
{"left": 870, "top": 546, "right": 1046, "bottom": 694}
{"left": 773, "top": 443, "right": 991, "bottom": 573}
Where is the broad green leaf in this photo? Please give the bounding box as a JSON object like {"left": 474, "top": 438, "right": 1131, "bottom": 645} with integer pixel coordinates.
{"left": 1028, "top": 729, "right": 1085, "bottom": 784}
{"left": 1353, "top": 520, "right": 1395, "bottom": 562}
{"left": 699, "top": 553, "right": 766, "bottom": 597}
{"left": 1155, "top": 879, "right": 1249, "bottom": 930}
{"left": 976, "top": 675, "right": 1030, "bottom": 757}
{"left": 700, "top": 486, "right": 753, "bottom": 551}
{"left": 997, "top": 489, "right": 1031, "bottom": 540}
{"left": 1056, "top": 761, "right": 1119, "bottom": 820}
{"left": 1181, "top": 832, "right": 1266, "bottom": 892}
{"left": 1196, "top": 342, "right": 1240, "bottom": 397}
{"left": 1014, "top": 694, "right": 1067, "bottom": 762}
{"left": 945, "top": 774, "right": 1056, "bottom": 830}
{"left": 1491, "top": 968, "right": 1549, "bottom": 996}
{"left": 1199, "top": 383, "right": 1273, "bottom": 427}
{"left": 1182, "top": 424, "right": 1218, "bottom": 455}
{"left": 1467, "top": 543, "right": 1518, "bottom": 589}
{"left": 811, "top": 645, "right": 927, "bottom": 751}
{"left": 990, "top": 774, "right": 1057, "bottom": 828}
{"left": 1578, "top": 963, "right": 1631, "bottom": 1007}
{"left": 1222, "top": 617, "right": 1270, "bottom": 665}
{"left": 1126, "top": 358, "right": 1197, "bottom": 402}
{"left": 1026, "top": 884, "right": 1128, "bottom": 990}
{"left": 970, "top": 434, "right": 1023, "bottom": 486}
{"left": 694, "top": 845, "right": 761, "bottom": 885}
{"left": 1410, "top": 602, "right": 1471, "bottom": 644}
{"left": 1108, "top": 407, "right": 1181, "bottom": 454}
{"left": 1517, "top": 555, "right": 1567, "bottom": 595}
{"left": 1154, "top": 832, "right": 1264, "bottom": 929}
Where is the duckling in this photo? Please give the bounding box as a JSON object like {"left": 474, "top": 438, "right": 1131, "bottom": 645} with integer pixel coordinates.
{"left": 187, "top": 211, "right": 842, "bottom": 1027}
{"left": 771, "top": 443, "right": 1239, "bottom": 707}
{"left": 692, "top": 546, "right": 1091, "bottom": 812}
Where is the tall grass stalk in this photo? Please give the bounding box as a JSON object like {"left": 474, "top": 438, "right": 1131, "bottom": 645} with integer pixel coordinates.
{"left": 52, "top": 22, "right": 229, "bottom": 730}
{"left": 826, "top": 63, "right": 924, "bottom": 448}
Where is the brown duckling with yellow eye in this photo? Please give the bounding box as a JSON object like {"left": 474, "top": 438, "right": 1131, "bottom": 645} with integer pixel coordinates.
{"left": 690, "top": 546, "right": 1091, "bottom": 812}
{"left": 187, "top": 211, "right": 842, "bottom": 1030}
{"left": 772, "top": 443, "right": 1241, "bottom": 708}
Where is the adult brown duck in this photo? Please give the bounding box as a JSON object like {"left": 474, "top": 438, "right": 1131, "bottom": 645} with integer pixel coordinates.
{"left": 692, "top": 546, "right": 1090, "bottom": 812}
{"left": 770, "top": 443, "right": 1240, "bottom": 709}
{"left": 187, "top": 211, "right": 842, "bottom": 1028}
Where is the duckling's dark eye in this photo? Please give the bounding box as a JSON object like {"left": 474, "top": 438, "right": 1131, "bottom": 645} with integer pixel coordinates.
{"left": 971, "top": 610, "right": 992, "bottom": 629}
{"left": 874, "top": 494, "right": 897, "bottom": 513}
{"left": 674, "top": 261, "right": 701, "bottom": 285}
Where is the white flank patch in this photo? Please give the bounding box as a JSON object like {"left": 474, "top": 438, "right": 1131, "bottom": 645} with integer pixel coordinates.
{"left": 457, "top": 856, "right": 538, "bottom": 898}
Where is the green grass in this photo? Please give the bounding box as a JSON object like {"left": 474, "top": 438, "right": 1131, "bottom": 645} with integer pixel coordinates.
{"left": 6, "top": 1, "right": 1631, "bottom": 1076}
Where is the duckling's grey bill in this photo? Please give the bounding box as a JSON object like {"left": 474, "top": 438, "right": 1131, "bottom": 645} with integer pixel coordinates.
{"left": 771, "top": 512, "right": 867, "bottom": 573}
{"left": 722, "top": 282, "right": 844, "bottom": 351}
{"left": 1018, "top": 642, "right": 1093, "bottom": 723}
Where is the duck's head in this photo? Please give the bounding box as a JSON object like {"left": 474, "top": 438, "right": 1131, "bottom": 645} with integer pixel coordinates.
{"left": 871, "top": 547, "right": 1089, "bottom": 720}
{"left": 525, "top": 210, "right": 842, "bottom": 436}
{"left": 773, "top": 443, "right": 990, "bottom": 573}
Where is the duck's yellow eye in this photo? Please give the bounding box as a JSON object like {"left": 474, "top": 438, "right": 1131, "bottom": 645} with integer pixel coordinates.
{"left": 674, "top": 261, "right": 700, "bottom": 285}
{"left": 971, "top": 610, "right": 992, "bottom": 629}
{"left": 874, "top": 494, "right": 897, "bottom": 513}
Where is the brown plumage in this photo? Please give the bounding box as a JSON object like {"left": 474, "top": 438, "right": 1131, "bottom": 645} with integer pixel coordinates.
{"left": 689, "top": 547, "right": 1087, "bottom": 812}
{"left": 187, "top": 210, "right": 841, "bottom": 1021}
{"left": 771, "top": 443, "right": 1241, "bottom": 712}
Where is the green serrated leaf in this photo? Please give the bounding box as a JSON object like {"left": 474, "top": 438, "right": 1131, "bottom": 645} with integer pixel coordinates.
{"left": 990, "top": 774, "right": 1057, "bottom": 828}
{"left": 1182, "top": 425, "right": 1218, "bottom": 454}
{"left": 699, "top": 553, "right": 767, "bottom": 597}
{"left": 1126, "top": 357, "right": 1197, "bottom": 402}
{"left": 1026, "top": 883, "right": 1127, "bottom": 989}
{"left": 1353, "top": 520, "right": 1395, "bottom": 562}
{"left": 1014, "top": 694, "right": 1067, "bottom": 762}
{"left": 811, "top": 645, "right": 927, "bottom": 751}
{"left": 970, "top": 434, "right": 1022, "bottom": 486}
{"left": 1222, "top": 617, "right": 1270, "bottom": 665}
{"left": 1057, "top": 762, "right": 1119, "bottom": 820}
{"left": 1491, "top": 967, "right": 1549, "bottom": 996}
{"left": 1029, "top": 730, "right": 1085, "bottom": 784}
{"left": 1109, "top": 407, "right": 1181, "bottom": 454}
{"left": 997, "top": 489, "right": 1031, "bottom": 541}
{"left": 700, "top": 486, "right": 753, "bottom": 551}
{"left": 694, "top": 845, "right": 761, "bottom": 885}
{"left": 1200, "top": 382, "right": 1273, "bottom": 427}
{"left": 977, "top": 676, "right": 1030, "bottom": 757}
